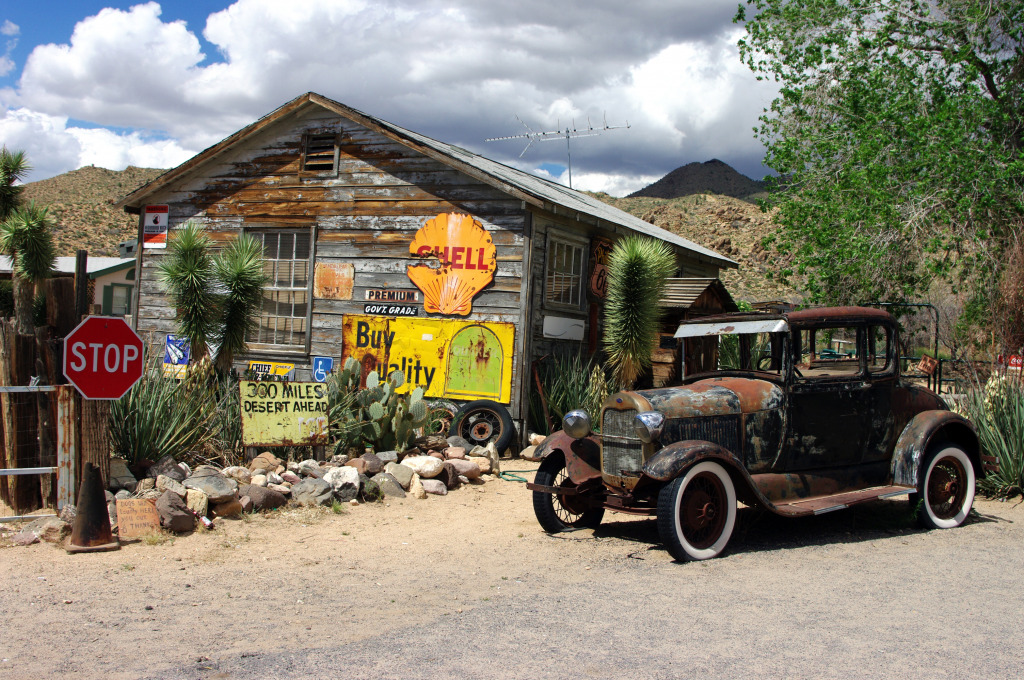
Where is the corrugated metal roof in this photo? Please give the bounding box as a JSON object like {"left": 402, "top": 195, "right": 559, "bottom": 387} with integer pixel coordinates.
{"left": 117, "top": 93, "right": 737, "bottom": 269}
{"left": 659, "top": 278, "right": 738, "bottom": 311}
{"left": 1, "top": 256, "right": 133, "bottom": 277}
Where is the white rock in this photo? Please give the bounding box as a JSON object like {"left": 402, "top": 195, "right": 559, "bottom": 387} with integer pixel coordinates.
{"left": 409, "top": 473, "right": 427, "bottom": 500}
{"left": 519, "top": 445, "right": 541, "bottom": 461}
{"left": 400, "top": 455, "right": 444, "bottom": 479}
{"left": 156, "top": 474, "right": 187, "bottom": 498}
{"left": 322, "top": 465, "right": 360, "bottom": 494}
{"left": 251, "top": 474, "right": 268, "bottom": 487}
{"left": 186, "top": 488, "right": 209, "bottom": 517}
{"left": 222, "top": 466, "right": 252, "bottom": 484}
{"left": 267, "top": 472, "right": 284, "bottom": 485}
{"left": 528, "top": 433, "right": 546, "bottom": 446}
{"left": 468, "top": 456, "right": 492, "bottom": 474}
{"left": 297, "top": 459, "right": 321, "bottom": 476}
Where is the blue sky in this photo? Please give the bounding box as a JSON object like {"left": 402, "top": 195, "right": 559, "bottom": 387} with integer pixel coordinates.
{"left": 0, "top": 1, "right": 777, "bottom": 194}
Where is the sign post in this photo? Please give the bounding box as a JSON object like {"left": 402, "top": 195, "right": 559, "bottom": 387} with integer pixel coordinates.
{"left": 63, "top": 316, "right": 145, "bottom": 400}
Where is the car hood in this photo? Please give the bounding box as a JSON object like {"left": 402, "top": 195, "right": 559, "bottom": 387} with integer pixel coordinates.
{"left": 636, "top": 377, "right": 784, "bottom": 417}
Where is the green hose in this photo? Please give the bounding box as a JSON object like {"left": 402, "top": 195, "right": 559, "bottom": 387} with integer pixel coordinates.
{"left": 499, "top": 469, "right": 534, "bottom": 483}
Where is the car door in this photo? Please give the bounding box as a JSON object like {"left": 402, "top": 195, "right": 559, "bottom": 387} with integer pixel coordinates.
{"left": 783, "top": 324, "right": 870, "bottom": 471}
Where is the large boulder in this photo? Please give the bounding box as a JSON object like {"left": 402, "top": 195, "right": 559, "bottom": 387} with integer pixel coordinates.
{"left": 185, "top": 488, "right": 209, "bottom": 517}
{"left": 437, "top": 461, "right": 461, "bottom": 490}
{"left": 146, "top": 454, "right": 188, "bottom": 482}
{"left": 401, "top": 455, "right": 443, "bottom": 479}
{"left": 296, "top": 459, "right": 325, "bottom": 479}
{"left": 183, "top": 466, "right": 238, "bottom": 503}
{"left": 371, "top": 472, "right": 406, "bottom": 498}
{"left": 359, "top": 474, "right": 382, "bottom": 502}
{"left": 291, "top": 478, "right": 333, "bottom": 507}
{"left": 108, "top": 457, "right": 138, "bottom": 492}
{"left": 156, "top": 490, "right": 195, "bottom": 533}
{"left": 420, "top": 479, "right": 447, "bottom": 496}
{"left": 448, "top": 458, "right": 481, "bottom": 480}
{"left": 248, "top": 451, "right": 283, "bottom": 473}
{"left": 222, "top": 466, "right": 252, "bottom": 485}
{"left": 156, "top": 474, "right": 187, "bottom": 498}
{"left": 238, "top": 484, "right": 287, "bottom": 511}
{"left": 360, "top": 453, "right": 385, "bottom": 475}
{"left": 384, "top": 462, "right": 414, "bottom": 489}
{"left": 323, "top": 466, "right": 360, "bottom": 502}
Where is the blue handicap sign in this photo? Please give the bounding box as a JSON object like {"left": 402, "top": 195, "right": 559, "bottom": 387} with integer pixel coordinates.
{"left": 311, "top": 356, "right": 334, "bottom": 383}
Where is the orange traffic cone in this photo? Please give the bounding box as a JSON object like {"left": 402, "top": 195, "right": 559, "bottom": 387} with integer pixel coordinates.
{"left": 66, "top": 462, "right": 120, "bottom": 553}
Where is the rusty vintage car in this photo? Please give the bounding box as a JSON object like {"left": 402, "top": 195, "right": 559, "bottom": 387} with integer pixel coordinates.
{"left": 528, "top": 307, "right": 981, "bottom": 561}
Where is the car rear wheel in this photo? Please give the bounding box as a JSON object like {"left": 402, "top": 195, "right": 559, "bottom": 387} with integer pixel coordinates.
{"left": 657, "top": 461, "right": 736, "bottom": 561}
{"left": 918, "top": 444, "right": 975, "bottom": 530}
{"left": 532, "top": 452, "right": 604, "bottom": 533}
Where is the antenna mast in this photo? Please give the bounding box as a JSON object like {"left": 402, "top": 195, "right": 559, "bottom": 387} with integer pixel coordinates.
{"left": 486, "top": 114, "right": 630, "bottom": 189}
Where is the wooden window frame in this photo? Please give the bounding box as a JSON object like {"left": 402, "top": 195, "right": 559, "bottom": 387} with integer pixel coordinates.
{"left": 544, "top": 231, "right": 588, "bottom": 311}
{"left": 301, "top": 132, "right": 341, "bottom": 175}
{"left": 245, "top": 228, "right": 315, "bottom": 355}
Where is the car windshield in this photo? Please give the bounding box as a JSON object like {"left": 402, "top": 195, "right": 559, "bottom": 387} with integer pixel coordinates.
{"left": 676, "top": 325, "right": 787, "bottom": 379}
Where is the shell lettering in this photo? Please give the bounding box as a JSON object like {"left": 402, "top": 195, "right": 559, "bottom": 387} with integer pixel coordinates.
{"left": 407, "top": 213, "right": 496, "bottom": 316}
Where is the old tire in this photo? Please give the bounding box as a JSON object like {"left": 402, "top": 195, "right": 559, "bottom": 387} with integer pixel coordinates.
{"left": 657, "top": 461, "right": 736, "bottom": 561}
{"left": 532, "top": 452, "right": 604, "bottom": 533}
{"left": 452, "top": 400, "right": 514, "bottom": 453}
{"left": 425, "top": 400, "right": 459, "bottom": 436}
{"left": 918, "top": 444, "right": 975, "bottom": 530}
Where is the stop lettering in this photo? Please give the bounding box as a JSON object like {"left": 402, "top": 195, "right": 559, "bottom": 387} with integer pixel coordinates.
{"left": 63, "top": 316, "right": 145, "bottom": 400}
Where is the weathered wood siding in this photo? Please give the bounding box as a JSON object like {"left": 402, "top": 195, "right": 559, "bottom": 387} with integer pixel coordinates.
{"left": 135, "top": 106, "right": 529, "bottom": 417}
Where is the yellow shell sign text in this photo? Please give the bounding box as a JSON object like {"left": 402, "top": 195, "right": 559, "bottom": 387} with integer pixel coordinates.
{"left": 341, "top": 315, "right": 515, "bottom": 403}
{"left": 406, "top": 213, "right": 496, "bottom": 316}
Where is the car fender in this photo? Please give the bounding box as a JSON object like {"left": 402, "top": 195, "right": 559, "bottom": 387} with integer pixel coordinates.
{"left": 641, "top": 440, "right": 767, "bottom": 508}
{"left": 535, "top": 430, "right": 602, "bottom": 485}
{"left": 890, "top": 410, "right": 981, "bottom": 486}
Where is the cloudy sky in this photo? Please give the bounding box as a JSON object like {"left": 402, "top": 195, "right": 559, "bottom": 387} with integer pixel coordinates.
{"left": 0, "top": 1, "right": 777, "bottom": 196}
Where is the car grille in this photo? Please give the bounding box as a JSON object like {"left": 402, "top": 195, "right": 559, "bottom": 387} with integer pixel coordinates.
{"left": 601, "top": 408, "right": 643, "bottom": 476}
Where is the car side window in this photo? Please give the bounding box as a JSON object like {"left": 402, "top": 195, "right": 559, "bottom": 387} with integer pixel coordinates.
{"left": 793, "top": 325, "right": 861, "bottom": 379}
{"left": 866, "top": 325, "right": 894, "bottom": 375}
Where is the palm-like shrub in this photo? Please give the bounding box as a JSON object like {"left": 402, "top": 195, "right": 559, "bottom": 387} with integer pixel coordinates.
{"left": 529, "top": 353, "right": 614, "bottom": 435}
{"left": 158, "top": 222, "right": 219, "bottom": 360}
{"left": 0, "top": 203, "right": 56, "bottom": 334}
{"left": 965, "top": 375, "right": 1024, "bottom": 498}
{"left": 0, "top": 147, "right": 28, "bottom": 221}
{"left": 213, "top": 234, "right": 266, "bottom": 373}
{"left": 603, "top": 235, "right": 675, "bottom": 389}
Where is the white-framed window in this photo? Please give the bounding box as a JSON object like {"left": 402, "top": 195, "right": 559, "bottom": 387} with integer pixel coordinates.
{"left": 246, "top": 230, "right": 312, "bottom": 351}
{"left": 545, "top": 233, "right": 586, "bottom": 308}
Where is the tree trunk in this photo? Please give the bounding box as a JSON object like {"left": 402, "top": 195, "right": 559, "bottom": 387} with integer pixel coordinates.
{"left": 13, "top": 275, "right": 34, "bottom": 336}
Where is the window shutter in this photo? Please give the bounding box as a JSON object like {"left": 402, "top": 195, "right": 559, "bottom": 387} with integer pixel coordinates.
{"left": 102, "top": 285, "right": 114, "bottom": 315}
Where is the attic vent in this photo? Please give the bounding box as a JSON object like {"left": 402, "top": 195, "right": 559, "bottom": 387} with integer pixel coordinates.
{"left": 303, "top": 133, "right": 339, "bottom": 172}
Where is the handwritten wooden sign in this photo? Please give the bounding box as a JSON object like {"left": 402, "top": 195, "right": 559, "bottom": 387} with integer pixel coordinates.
{"left": 917, "top": 355, "right": 939, "bottom": 376}
{"left": 116, "top": 498, "right": 161, "bottom": 538}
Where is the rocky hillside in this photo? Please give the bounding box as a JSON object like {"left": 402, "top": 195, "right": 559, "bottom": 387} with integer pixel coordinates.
{"left": 629, "top": 159, "right": 767, "bottom": 201}
{"left": 594, "top": 192, "right": 799, "bottom": 303}
{"left": 20, "top": 164, "right": 798, "bottom": 303}
{"left": 21, "top": 165, "right": 164, "bottom": 256}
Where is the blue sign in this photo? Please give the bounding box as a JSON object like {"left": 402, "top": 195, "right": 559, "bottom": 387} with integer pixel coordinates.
{"left": 311, "top": 356, "right": 334, "bottom": 383}
{"left": 163, "top": 335, "right": 190, "bottom": 378}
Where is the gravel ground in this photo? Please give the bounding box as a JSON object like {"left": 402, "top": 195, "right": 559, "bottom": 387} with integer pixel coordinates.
{"left": 1, "top": 463, "right": 1021, "bottom": 680}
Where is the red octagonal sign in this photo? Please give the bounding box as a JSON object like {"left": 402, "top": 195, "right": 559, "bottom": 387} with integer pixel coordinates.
{"left": 63, "top": 316, "right": 145, "bottom": 400}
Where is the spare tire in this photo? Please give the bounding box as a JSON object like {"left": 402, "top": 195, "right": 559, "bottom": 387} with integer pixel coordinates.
{"left": 451, "top": 400, "right": 515, "bottom": 453}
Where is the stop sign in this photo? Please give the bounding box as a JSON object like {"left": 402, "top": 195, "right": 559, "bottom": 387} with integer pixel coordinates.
{"left": 63, "top": 316, "right": 145, "bottom": 400}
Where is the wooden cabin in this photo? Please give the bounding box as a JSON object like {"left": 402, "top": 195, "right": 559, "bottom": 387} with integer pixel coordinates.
{"left": 116, "top": 92, "right": 736, "bottom": 447}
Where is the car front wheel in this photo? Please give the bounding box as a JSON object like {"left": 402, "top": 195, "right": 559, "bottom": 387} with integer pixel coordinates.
{"left": 532, "top": 452, "right": 604, "bottom": 533}
{"left": 657, "top": 461, "right": 736, "bottom": 561}
{"left": 918, "top": 444, "right": 975, "bottom": 530}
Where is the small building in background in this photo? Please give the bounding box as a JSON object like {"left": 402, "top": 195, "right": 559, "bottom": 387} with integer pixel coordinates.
{"left": 0, "top": 255, "right": 136, "bottom": 317}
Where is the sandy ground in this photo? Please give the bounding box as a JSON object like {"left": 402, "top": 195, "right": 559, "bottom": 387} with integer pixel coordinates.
{"left": 1, "top": 462, "right": 1022, "bottom": 680}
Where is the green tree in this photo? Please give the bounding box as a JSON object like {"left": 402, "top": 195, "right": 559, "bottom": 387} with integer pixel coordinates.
{"left": 736, "top": 0, "right": 1024, "bottom": 311}
{"left": 158, "top": 221, "right": 267, "bottom": 372}
{"left": 603, "top": 235, "right": 676, "bottom": 389}
{"left": 0, "top": 203, "right": 56, "bottom": 334}
{"left": 0, "top": 147, "right": 28, "bottom": 222}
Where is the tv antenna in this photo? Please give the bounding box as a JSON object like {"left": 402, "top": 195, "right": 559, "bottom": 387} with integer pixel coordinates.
{"left": 486, "top": 113, "right": 630, "bottom": 189}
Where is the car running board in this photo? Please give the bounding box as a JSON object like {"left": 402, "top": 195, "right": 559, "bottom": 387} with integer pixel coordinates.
{"left": 771, "top": 485, "right": 915, "bottom": 517}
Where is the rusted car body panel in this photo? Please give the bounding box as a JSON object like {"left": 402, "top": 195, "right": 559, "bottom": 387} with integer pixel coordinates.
{"left": 890, "top": 410, "right": 980, "bottom": 487}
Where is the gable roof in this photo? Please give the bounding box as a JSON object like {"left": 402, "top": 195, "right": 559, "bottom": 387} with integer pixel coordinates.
{"left": 117, "top": 92, "right": 736, "bottom": 269}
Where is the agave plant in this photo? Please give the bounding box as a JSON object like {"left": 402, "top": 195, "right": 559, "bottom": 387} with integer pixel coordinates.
{"left": 966, "top": 374, "right": 1024, "bottom": 498}
{"left": 603, "top": 235, "right": 675, "bottom": 389}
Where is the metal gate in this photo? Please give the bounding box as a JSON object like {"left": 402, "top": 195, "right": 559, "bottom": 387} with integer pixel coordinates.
{"left": 0, "top": 385, "right": 76, "bottom": 522}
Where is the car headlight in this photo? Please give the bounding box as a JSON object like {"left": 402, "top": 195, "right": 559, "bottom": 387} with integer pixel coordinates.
{"left": 562, "top": 410, "right": 592, "bottom": 439}
{"left": 634, "top": 411, "right": 665, "bottom": 444}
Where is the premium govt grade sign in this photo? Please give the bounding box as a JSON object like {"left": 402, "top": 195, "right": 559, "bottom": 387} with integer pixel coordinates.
{"left": 239, "top": 380, "right": 329, "bottom": 446}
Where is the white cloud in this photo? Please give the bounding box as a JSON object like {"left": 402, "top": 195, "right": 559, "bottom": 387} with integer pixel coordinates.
{"left": 0, "top": 20, "right": 17, "bottom": 77}
{"left": 1, "top": 21, "right": 18, "bottom": 37}
{"left": 7, "top": 0, "right": 776, "bottom": 187}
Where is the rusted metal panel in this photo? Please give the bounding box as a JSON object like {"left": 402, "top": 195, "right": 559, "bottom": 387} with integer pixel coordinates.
{"left": 341, "top": 315, "right": 515, "bottom": 403}
{"left": 889, "top": 410, "right": 980, "bottom": 486}
{"left": 239, "top": 380, "right": 329, "bottom": 447}
{"left": 313, "top": 262, "right": 354, "bottom": 300}
{"left": 55, "top": 385, "right": 77, "bottom": 510}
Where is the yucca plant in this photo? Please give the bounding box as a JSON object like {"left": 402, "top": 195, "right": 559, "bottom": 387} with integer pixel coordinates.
{"left": 603, "top": 235, "right": 675, "bottom": 389}
{"left": 213, "top": 233, "right": 267, "bottom": 373}
{"left": 158, "top": 221, "right": 219, "bottom": 361}
{"left": 109, "top": 350, "right": 220, "bottom": 465}
{"left": 965, "top": 375, "right": 1024, "bottom": 498}
{"left": 0, "top": 147, "right": 28, "bottom": 221}
{"left": 0, "top": 202, "right": 56, "bottom": 334}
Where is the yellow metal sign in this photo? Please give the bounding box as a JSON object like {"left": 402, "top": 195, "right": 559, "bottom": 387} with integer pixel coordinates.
{"left": 406, "top": 213, "right": 496, "bottom": 316}
{"left": 341, "top": 315, "right": 515, "bottom": 403}
{"left": 239, "top": 380, "right": 329, "bottom": 446}
{"left": 247, "top": 360, "right": 295, "bottom": 379}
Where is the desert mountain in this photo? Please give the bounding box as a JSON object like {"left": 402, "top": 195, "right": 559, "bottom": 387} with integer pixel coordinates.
{"left": 21, "top": 164, "right": 797, "bottom": 303}
{"left": 21, "top": 165, "right": 165, "bottom": 257}
{"left": 629, "top": 159, "right": 767, "bottom": 201}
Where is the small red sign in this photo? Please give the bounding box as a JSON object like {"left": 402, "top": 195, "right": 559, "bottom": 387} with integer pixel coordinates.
{"left": 63, "top": 316, "right": 145, "bottom": 400}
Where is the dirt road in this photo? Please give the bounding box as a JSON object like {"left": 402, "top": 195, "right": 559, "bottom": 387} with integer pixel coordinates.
{"left": 1, "top": 463, "right": 1021, "bottom": 679}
